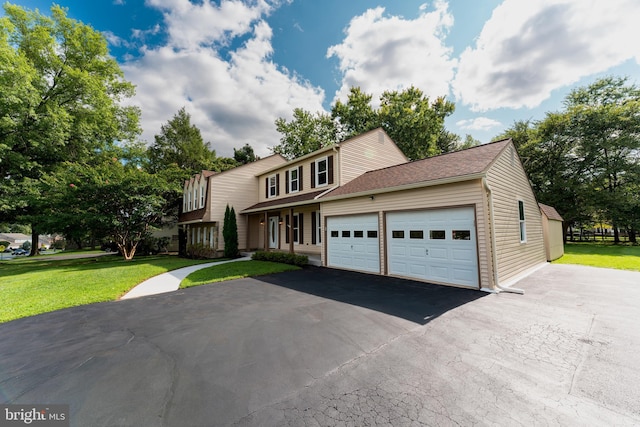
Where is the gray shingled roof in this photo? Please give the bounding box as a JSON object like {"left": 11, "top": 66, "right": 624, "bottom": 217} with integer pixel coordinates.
{"left": 322, "top": 139, "right": 511, "bottom": 199}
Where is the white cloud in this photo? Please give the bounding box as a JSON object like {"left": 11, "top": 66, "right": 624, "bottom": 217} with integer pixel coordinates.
{"left": 455, "top": 117, "right": 501, "bottom": 131}
{"left": 453, "top": 0, "right": 640, "bottom": 112}
{"left": 326, "top": 0, "right": 456, "bottom": 105}
{"left": 122, "top": 1, "right": 325, "bottom": 157}
{"left": 146, "top": 0, "right": 272, "bottom": 50}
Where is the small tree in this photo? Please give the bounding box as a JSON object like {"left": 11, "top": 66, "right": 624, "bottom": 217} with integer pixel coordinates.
{"left": 222, "top": 204, "right": 239, "bottom": 258}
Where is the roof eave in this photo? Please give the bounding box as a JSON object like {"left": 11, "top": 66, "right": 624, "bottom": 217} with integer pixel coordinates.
{"left": 320, "top": 173, "right": 487, "bottom": 203}
{"left": 241, "top": 198, "right": 322, "bottom": 214}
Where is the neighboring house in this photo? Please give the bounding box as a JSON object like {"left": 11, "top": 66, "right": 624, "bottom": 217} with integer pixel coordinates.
{"left": 181, "top": 128, "right": 557, "bottom": 292}
{"left": 0, "top": 233, "right": 52, "bottom": 249}
{"left": 178, "top": 154, "right": 288, "bottom": 253}
{"left": 539, "top": 203, "right": 564, "bottom": 261}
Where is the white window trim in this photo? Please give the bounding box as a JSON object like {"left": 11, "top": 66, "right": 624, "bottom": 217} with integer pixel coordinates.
{"left": 199, "top": 183, "right": 205, "bottom": 208}
{"left": 268, "top": 174, "right": 277, "bottom": 198}
{"left": 315, "top": 156, "right": 328, "bottom": 188}
{"left": 187, "top": 190, "right": 192, "bottom": 211}
{"left": 518, "top": 200, "right": 527, "bottom": 243}
{"left": 289, "top": 167, "right": 299, "bottom": 193}
{"left": 315, "top": 211, "right": 322, "bottom": 245}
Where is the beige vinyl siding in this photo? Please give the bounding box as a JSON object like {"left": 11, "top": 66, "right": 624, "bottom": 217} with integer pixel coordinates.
{"left": 339, "top": 129, "right": 408, "bottom": 185}
{"left": 542, "top": 215, "right": 564, "bottom": 261}
{"left": 259, "top": 206, "right": 322, "bottom": 254}
{"left": 211, "top": 155, "right": 287, "bottom": 251}
{"left": 486, "top": 145, "right": 546, "bottom": 284}
{"left": 321, "top": 181, "right": 491, "bottom": 289}
{"left": 257, "top": 151, "right": 338, "bottom": 203}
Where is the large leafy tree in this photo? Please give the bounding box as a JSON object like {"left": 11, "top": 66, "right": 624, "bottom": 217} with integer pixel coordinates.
{"left": 147, "top": 107, "right": 221, "bottom": 175}
{"left": 273, "top": 108, "right": 338, "bottom": 159}
{"left": 0, "top": 4, "right": 140, "bottom": 253}
{"left": 273, "top": 86, "right": 456, "bottom": 160}
{"left": 566, "top": 77, "right": 640, "bottom": 242}
{"left": 233, "top": 143, "right": 259, "bottom": 165}
{"left": 498, "top": 77, "right": 640, "bottom": 242}
{"left": 39, "top": 157, "right": 171, "bottom": 260}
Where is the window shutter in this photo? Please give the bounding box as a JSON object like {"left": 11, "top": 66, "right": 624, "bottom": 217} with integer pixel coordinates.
{"left": 298, "top": 166, "right": 303, "bottom": 190}
{"left": 285, "top": 170, "right": 289, "bottom": 194}
{"left": 299, "top": 213, "right": 304, "bottom": 244}
{"left": 285, "top": 215, "right": 290, "bottom": 244}
{"left": 265, "top": 177, "right": 268, "bottom": 198}
{"left": 276, "top": 173, "right": 280, "bottom": 196}
{"left": 311, "top": 212, "right": 316, "bottom": 244}
{"left": 311, "top": 162, "right": 316, "bottom": 188}
{"left": 328, "top": 155, "right": 334, "bottom": 185}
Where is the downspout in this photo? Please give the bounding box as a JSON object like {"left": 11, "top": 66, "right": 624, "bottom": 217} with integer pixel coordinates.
{"left": 482, "top": 177, "right": 525, "bottom": 295}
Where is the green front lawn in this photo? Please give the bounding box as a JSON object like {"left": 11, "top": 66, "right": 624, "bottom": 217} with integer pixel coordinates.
{"left": 180, "top": 260, "right": 300, "bottom": 289}
{"left": 0, "top": 255, "right": 212, "bottom": 323}
{"left": 554, "top": 243, "right": 640, "bottom": 271}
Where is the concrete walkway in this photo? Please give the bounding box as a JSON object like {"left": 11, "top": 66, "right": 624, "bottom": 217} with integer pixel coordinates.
{"left": 120, "top": 256, "right": 251, "bottom": 300}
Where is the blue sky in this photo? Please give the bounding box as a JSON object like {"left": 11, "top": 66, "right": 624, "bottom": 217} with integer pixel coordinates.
{"left": 4, "top": 0, "right": 640, "bottom": 157}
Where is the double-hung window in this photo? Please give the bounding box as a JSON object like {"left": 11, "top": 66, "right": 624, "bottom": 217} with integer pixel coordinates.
{"left": 289, "top": 167, "right": 299, "bottom": 193}
{"left": 518, "top": 200, "right": 526, "bottom": 243}
{"left": 268, "top": 174, "right": 277, "bottom": 198}
{"left": 315, "top": 157, "right": 328, "bottom": 187}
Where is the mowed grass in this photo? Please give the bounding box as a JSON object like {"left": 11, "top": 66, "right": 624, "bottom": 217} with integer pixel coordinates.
{"left": 554, "top": 243, "right": 640, "bottom": 271}
{"left": 181, "top": 260, "right": 300, "bottom": 289}
{"left": 0, "top": 255, "right": 212, "bottom": 323}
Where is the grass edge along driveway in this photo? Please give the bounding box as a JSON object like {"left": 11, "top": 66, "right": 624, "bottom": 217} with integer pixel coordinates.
{"left": 0, "top": 255, "right": 296, "bottom": 324}
{"left": 553, "top": 242, "right": 640, "bottom": 271}
{"left": 180, "top": 260, "right": 300, "bottom": 289}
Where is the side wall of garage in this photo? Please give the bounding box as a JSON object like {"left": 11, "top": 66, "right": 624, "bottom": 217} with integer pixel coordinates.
{"left": 321, "top": 180, "right": 492, "bottom": 289}
{"left": 485, "top": 145, "right": 547, "bottom": 284}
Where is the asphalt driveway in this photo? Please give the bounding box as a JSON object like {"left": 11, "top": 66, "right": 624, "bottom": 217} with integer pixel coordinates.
{"left": 1, "top": 264, "right": 639, "bottom": 426}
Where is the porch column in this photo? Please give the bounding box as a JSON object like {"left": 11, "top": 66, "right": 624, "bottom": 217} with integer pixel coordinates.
{"left": 263, "top": 212, "right": 268, "bottom": 251}
{"left": 289, "top": 207, "right": 294, "bottom": 254}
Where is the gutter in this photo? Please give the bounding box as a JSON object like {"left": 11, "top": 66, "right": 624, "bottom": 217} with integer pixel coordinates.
{"left": 482, "top": 177, "right": 525, "bottom": 295}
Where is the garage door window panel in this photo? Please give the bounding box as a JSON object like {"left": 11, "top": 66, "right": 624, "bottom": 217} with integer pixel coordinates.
{"left": 392, "top": 230, "right": 405, "bottom": 239}
{"left": 430, "top": 230, "right": 446, "bottom": 240}
{"left": 452, "top": 230, "right": 471, "bottom": 240}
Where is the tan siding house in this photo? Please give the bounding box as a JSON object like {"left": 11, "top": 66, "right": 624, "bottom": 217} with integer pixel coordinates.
{"left": 178, "top": 154, "right": 287, "bottom": 254}
{"left": 181, "top": 128, "right": 556, "bottom": 293}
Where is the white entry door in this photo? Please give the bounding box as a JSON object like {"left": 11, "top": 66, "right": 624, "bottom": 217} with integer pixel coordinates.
{"left": 326, "top": 214, "right": 380, "bottom": 273}
{"left": 386, "top": 207, "right": 479, "bottom": 288}
{"left": 268, "top": 216, "right": 279, "bottom": 249}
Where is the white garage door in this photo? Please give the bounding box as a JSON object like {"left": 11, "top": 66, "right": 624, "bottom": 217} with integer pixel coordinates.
{"left": 327, "top": 214, "right": 380, "bottom": 273}
{"left": 386, "top": 207, "right": 478, "bottom": 288}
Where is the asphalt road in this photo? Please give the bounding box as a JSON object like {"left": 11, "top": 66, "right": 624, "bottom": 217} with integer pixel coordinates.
{"left": 1, "top": 264, "right": 639, "bottom": 426}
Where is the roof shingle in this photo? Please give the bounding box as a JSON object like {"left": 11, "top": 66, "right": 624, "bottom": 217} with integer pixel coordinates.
{"left": 322, "top": 139, "right": 511, "bottom": 199}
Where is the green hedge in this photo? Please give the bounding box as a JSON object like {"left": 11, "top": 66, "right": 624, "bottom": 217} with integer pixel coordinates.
{"left": 251, "top": 251, "right": 308, "bottom": 267}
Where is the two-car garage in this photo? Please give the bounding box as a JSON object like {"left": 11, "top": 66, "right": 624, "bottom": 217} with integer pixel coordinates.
{"left": 326, "top": 207, "right": 479, "bottom": 289}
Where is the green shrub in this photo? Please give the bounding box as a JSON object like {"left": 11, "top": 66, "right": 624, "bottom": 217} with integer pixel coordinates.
{"left": 186, "top": 244, "right": 218, "bottom": 259}
{"left": 251, "top": 251, "right": 308, "bottom": 266}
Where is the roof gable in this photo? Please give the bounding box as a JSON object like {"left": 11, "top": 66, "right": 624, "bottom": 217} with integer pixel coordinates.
{"left": 322, "top": 139, "right": 512, "bottom": 198}
{"left": 539, "top": 203, "right": 563, "bottom": 221}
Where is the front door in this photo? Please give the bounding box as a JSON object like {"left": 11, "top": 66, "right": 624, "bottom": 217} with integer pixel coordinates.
{"left": 268, "top": 216, "right": 279, "bottom": 249}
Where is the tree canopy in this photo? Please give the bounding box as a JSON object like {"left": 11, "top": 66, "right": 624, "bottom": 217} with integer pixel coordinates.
{"left": 0, "top": 3, "right": 141, "bottom": 253}
{"left": 498, "top": 76, "right": 640, "bottom": 242}
{"left": 272, "top": 86, "right": 456, "bottom": 160}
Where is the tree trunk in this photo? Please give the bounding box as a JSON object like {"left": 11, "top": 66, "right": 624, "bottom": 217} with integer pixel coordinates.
{"left": 629, "top": 230, "right": 637, "bottom": 244}
{"left": 30, "top": 228, "right": 39, "bottom": 256}
{"left": 613, "top": 225, "right": 620, "bottom": 244}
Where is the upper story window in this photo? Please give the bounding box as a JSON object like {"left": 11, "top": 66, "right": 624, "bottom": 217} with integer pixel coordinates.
{"left": 187, "top": 190, "right": 191, "bottom": 211}
{"left": 289, "top": 167, "right": 299, "bottom": 193}
{"left": 193, "top": 187, "right": 198, "bottom": 209}
{"left": 199, "top": 184, "right": 205, "bottom": 208}
{"left": 315, "top": 157, "right": 328, "bottom": 187}
{"left": 518, "top": 200, "right": 527, "bottom": 243}
{"left": 311, "top": 155, "right": 333, "bottom": 189}
{"left": 268, "top": 174, "right": 278, "bottom": 198}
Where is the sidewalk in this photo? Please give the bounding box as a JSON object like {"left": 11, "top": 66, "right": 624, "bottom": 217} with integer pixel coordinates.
{"left": 120, "top": 256, "right": 251, "bottom": 300}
